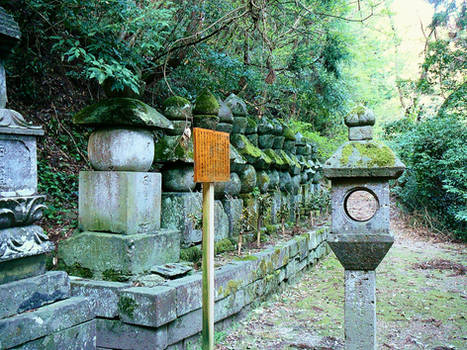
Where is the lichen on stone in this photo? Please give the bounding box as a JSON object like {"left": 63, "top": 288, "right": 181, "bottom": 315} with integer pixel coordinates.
{"left": 339, "top": 141, "right": 396, "bottom": 167}
{"left": 163, "top": 96, "right": 192, "bottom": 120}
{"left": 193, "top": 89, "right": 220, "bottom": 115}
{"left": 118, "top": 296, "right": 137, "bottom": 319}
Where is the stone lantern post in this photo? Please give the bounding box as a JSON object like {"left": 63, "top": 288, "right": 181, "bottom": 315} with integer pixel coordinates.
{"left": 323, "top": 107, "right": 405, "bottom": 350}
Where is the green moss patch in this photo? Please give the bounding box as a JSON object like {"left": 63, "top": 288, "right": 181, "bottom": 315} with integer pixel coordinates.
{"left": 215, "top": 238, "right": 235, "bottom": 254}
{"left": 180, "top": 246, "right": 202, "bottom": 263}
{"left": 118, "top": 296, "right": 137, "bottom": 319}
{"left": 194, "top": 89, "right": 219, "bottom": 115}
{"left": 339, "top": 141, "right": 396, "bottom": 167}
{"left": 102, "top": 268, "right": 129, "bottom": 282}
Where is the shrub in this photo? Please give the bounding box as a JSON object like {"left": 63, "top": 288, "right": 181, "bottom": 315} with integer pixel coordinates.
{"left": 386, "top": 116, "right": 467, "bottom": 240}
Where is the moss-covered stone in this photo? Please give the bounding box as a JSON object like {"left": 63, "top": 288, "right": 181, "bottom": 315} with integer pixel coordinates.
{"left": 283, "top": 127, "right": 296, "bottom": 141}
{"left": 218, "top": 100, "right": 234, "bottom": 123}
{"left": 73, "top": 98, "right": 173, "bottom": 130}
{"left": 102, "top": 269, "right": 129, "bottom": 282}
{"left": 339, "top": 142, "right": 396, "bottom": 167}
{"left": 257, "top": 118, "right": 274, "bottom": 135}
{"left": 163, "top": 96, "right": 192, "bottom": 120}
{"left": 118, "top": 296, "right": 137, "bottom": 319}
{"left": 239, "top": 165, "right": 257, "bottom": 193}
{"left": 231, "top": 134, "right": 272, "bottom": 169}
{"left": 192, "top": 114, "right": 219, "bottom": 130}
{"left": 256, "top": 170, "right": 270, "bottom": 193}
{"left": 180, "top": 246, "right": 202, "bottom": 263}
{"left": 234, "top": 255, "right": 258, "bottom": 261}
{"left": 263, "top": 149, "right": 285, "bottom": 169}
{"left": 225, "top": 93, "right": 248, "bottom": 116}
{"left": 154, "top": 135, "right": 193, "bottom": 163}
{"left": 345, "top": 105, "right": 375, "bottom": 127}
{"left": 245, "top": 116, "right": 258, "bottom": 134}
{"left": 194, "top": 89, "right": 220, "bottom": 115}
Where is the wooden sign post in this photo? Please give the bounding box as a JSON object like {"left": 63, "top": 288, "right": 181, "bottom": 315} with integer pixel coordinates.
{"left": 193, "top": 128, "right": 230, "bottom": 350}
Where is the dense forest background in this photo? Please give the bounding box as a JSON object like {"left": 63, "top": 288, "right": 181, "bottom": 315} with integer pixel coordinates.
{"left": 2, "top": 0, "right": 466, "bottom": 239}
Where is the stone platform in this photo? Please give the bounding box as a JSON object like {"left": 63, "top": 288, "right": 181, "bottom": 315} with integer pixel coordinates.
{"left": 0, "top": 271, "right": 96, "bottom": 349}
{"left": 69, "top": 227, "right": 329, "bottom": 350}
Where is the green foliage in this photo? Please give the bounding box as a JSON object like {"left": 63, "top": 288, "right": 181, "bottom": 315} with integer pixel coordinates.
{"left": 180, "top": 246, "right": 202, "bottom": 264}
{"left": 386, "top": 116, "right": 467, "bottom": 240}
{"left": 214, "top": 238, "right": 234, "bottom": 255}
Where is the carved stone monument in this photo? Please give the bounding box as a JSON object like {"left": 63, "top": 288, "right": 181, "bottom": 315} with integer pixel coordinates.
{"left": 323, "top": 107, "right": 405, "bottom": 350}
{"left": 58, "top": 96, "right": 180, "bottom": 280}
{"left": 0, "top": 7, "right": 96, "bottom": 349}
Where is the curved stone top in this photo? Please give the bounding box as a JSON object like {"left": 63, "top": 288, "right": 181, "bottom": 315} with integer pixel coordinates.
{"left": 73, "top": 98, "right": 173, "bottom": 130}
{"left": 224, "top": 93, "right": 247, "bottom": 116}
{"left": 0, "top": 7, "right": 21, "bottom": 58}
{"left": 193, "top": 89, "right": 219, "bottom": 115}
{"left": 344, "top": 105, "right": 375, "bottom": 127}
{"left": 323, "top": 140, "right": 405, "bottom": 179}
{"left": 162, "top": 96, "right": 192, "bottom": 121}
{"left": 0, "top": 109, "right": 44, "bottom": 136}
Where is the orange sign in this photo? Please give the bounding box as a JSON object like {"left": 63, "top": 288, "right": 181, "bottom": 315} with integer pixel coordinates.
{"left": 193, "top": 128, "right": 230, "bottom": 183}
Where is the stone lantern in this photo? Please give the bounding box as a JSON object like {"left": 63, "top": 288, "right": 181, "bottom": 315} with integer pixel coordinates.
{"left": 323, "top": 106, "right": 405, "bottom": 350}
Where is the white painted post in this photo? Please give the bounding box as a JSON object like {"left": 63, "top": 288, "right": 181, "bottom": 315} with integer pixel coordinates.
{"left": 202, "top": 182, "right": 215, "bottom": 350}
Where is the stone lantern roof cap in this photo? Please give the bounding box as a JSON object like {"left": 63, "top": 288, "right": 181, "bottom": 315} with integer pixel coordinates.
{"left": 323, "top": 109, "right": 405, "bottom": 179}
{"left": 0, "top": 7, "right": 21, "bottom": 58}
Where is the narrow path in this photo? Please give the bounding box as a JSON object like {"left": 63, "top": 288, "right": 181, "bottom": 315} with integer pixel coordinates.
{"left": 216, "top": 210, "right": 466, "bottom": 350}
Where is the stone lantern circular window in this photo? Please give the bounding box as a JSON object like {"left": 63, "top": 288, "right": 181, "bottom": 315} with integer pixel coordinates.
{"left": 344, "top": 188, "right": 379, "bottom": 222}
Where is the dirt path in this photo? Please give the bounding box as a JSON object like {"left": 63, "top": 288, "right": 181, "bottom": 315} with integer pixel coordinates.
{"left": 216, "top": 208, "right": 467, "bottom": 350}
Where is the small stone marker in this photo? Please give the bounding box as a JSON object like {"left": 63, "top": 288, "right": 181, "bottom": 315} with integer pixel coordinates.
{"left": 323, "top": 106, "right": 405, "bottom": 350}
{"left": 193, "top": 127, "right": 230, "bottom": 350}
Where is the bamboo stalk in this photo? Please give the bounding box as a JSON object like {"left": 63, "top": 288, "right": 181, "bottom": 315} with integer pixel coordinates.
{"left": 202, "top": 182, "right": 215, "bottom": 350}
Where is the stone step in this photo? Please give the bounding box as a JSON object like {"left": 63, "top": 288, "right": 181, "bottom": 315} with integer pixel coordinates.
{"left": 0, "top": 296, "right": 94, "bottom": 349}
{"left": 0, "top": 271, "right": 70, "bottom": 319}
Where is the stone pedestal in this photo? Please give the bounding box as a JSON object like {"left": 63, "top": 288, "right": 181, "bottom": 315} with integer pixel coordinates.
{"left": 344, "top": 270, "right": 376, "bottom": 350}
{"left": 79, "top": 171, "right": 161, "bottom": 234}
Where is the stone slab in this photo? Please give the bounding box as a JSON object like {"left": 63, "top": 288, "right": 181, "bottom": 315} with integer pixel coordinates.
{"left": 79, "top": 171, "right": 161, "bottom": 234}
{"left": 214, "top": 200, "right": 229, "bottom": 241}
{"left": 151, "top": 263, "right": 192, "bottom": 279}
{"left": 164, "top": 273, "right": 202, "bottom": 317}
{"left": 161, "top": 192, "right": 202, "bottom": 247}
{"left": 70, "top": 277, "right": 132, "bottom": 318}
{"left": 96, "top": 319, "right": 167, "bottom": 350}
{"left": 0, "top": 133, "right": 38, "bottom": 197}
{"left": 119, "top": 286, "right": 177, "bottom": 327}
{"left": 222, "top": 198, "right": 243, "bottom": 237}
{"left": 58, "top": 230, "right": 180, "bottom": 279}
{"left": 0, "top": 297, "right": 94, "bottom": 349}
{"left": 345, "top": 270, "right": 376, "bottom": 349}
{"left": 0, "top": 271, "right": 70, "bottom": 319}
{"left": 12, "top": 320, "right": 96, "bottom": 350}
{"left": 348, "top": 125, "right": 373, "bottom": 140}
{"left": 0, "top": 254, "right": 47, "bottom": 285}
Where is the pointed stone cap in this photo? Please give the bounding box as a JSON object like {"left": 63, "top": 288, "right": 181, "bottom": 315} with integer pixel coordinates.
{"left": 323, "top": 111, "right": 405, "bottom": 179}
{"left": 73, "top": 98, "right": 173, "bottom": 130}
{"left": 0, "top": 7, "right": 21, "bottom": 58}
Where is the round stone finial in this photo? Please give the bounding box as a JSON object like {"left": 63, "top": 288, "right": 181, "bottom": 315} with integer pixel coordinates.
{"left": 345, "top": 105, "right": 375, "bottom": 141}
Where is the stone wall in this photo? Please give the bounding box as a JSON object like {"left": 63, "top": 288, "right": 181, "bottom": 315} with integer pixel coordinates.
{"left": 70, "top": 227, "right": 329, "bottom": 350}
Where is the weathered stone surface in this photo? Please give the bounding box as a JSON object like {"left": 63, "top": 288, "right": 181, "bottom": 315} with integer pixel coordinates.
{"left": 0, "top": 133, "right": 39, "bottom": 197}
{"left": 345, "top": 105, "right": 375, "bottom": 127}
{"left": 0, "top": 254, "right": 47, "bottom": 285}
{"left": 192, "top": 114, "right": 219, "bottom": 130}
{"left": 215, "top": 200, "right": 229, "bottom": 241}
{"left": 256, "top": 170, "right": 270, "bottom": 193}
{"left": 279, "top": 171, "right": 293, "bottom": 193}
{"left": 161, "top": 192, "right": 202, "bottom": 247}
{"left": 218, "top": 100, "right": 233, "bottom": 123}
{"left": 14, "top": 320, "right": 96, "bottom": 350}
{"left": 96, "top": 318, "right": 167, "bottom": 350}
{"left": 291, "top": 175, "right": 301, "bottom": 195}
{"left": 73, "top": 98, "right": 173, "bottom": 130}
{"left": 152, "top": 263, "right": 192, "bottom": 279}
{"left": 162, "top": 165, "right": 195, "bottom": 192}
{"left": 58, "top": 230, "right": 180, "bottom": 279}
{"left": 224, "top": 94, "right": 247, "bottom": 116}
{"left": 0, "top": 271, "right": 69, "bottom": 319}
{"left": 345, "top": 270, "right": 376, "bottom": 350}
{"left": 267, "top": 170, "right": 280, "bottom": 189}
{"left": 166, "top": 120, "right": 191, "bottom": 136}
{"left": 222, "top": 198, "right": 243, "bottom": 237}
{"left": 269, "top": 190, "right": 281, "bottom": 223}
{"left": 263, "top": 149, "right": 285, "bottom": 169}
{"left": 245, "top": 133, "right": 258, "bottom": 146}
{"left": 0, "top": 297, "right": 94, "bottom": 349}
{"left": 283, "top": 139, "right": 296, "bottom": 153}
{"left": 215, "top": 172, "right": 241, "bottom": 198}
{"left": 79, "top": 171, "right": 161, "bottom": 234}
{"left": 163, "top": 96, "right": 192, "bottom": 121}
{"left": 167, "top": 308, "right": 202, "bottom": 345}
{"left": 272, "top": 135, "right": 284, "bottom": 149}
{"left": 230, "top": 145, "right": 247, "bottom": 172}
{"left": 88, "top": 128, "right": 154, "bottom": 171}
{"left": 193, "top": 89, "right": 219, "bottom": 115}
{"left": 216, "top": 122, "right": 233, "bottom": 134}
{"left": 164, "top": 273, "right": 202, "bottom": 316}
{"left": 288, "top": 154, "right": 302, "bottom": 175}
{"left": 348, "top": 125, "right": 373, "bottom": 141}
{"left": 238, "top": 164, "right": 257, "bottom": 193}
{"left": 295, "top": 132, "right": 305, "bottom": 146}
{"left": 245, "top": 117, "right": 258, "bottom": 134}
{"left": 0, "top": 7, "right": 21, "bottom": 57}
{"left": 257, "top": 118, "right": 274, "bottom": 135}
{"left": 232, "top": 117, "right": 248, "bottom": 134}
{"left": 258, "top": 134, "right": 274, "bottom": 149}
{"left": 118, "top": 286, "right": 177, "bottom": 327}
{"left": 154, "top": 135, "right": 193, "bottom": 163}
{"left": 231, "top": 134, "right": 272, "bottom": 169}
{"left": 134, "top": 274, "right": 166, "bottom": 287}
{"left": 70, "top": 278, "right": 131, "bottom": 318}
{"left": 323, "top": 141, "right": 405, "bottom": 179}
{"left": 0, "top": 225, "right": 53, "bottom": 264}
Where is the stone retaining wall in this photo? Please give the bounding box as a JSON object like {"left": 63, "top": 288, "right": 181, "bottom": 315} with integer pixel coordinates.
{"left": 70, "top": 227, "right": 329, "bottom": 350}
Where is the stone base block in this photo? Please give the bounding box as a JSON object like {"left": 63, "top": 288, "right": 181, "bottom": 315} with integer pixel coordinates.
{"left": 0, "top": 271, "right": 70, "bottom": 319}
{"left": 0, "top": 254, "right": 47, "bottom": 285}
{"left": 13, "top": 320, "right": 96, "bottom": 350}
{"left": 58, "top": 230, "right": 180, "bottom": 279}
{"left": 79, "top": 171, "right": 161, "bottom": 234}
{"left": 0, "top": 297, "right": 94, "bottom": 349}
